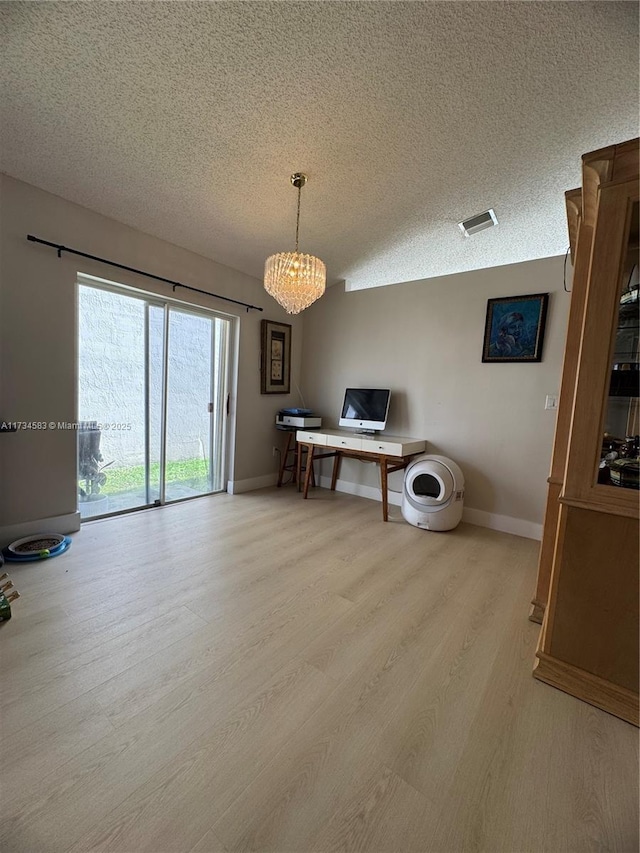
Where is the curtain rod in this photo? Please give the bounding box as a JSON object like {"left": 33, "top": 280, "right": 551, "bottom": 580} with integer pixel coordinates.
{"left": 26, "top": 234, "right": 264, "bottom": 313}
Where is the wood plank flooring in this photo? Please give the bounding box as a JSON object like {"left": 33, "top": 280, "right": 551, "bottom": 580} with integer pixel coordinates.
{"left": 1, "top": 488, "right": 638, "bottom": 852}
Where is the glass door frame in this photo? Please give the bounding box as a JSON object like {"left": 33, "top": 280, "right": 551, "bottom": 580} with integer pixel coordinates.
{"left": 76, "top": 273, "right": 234, "bottom": 518}
{"left": 563, "top": 179, "right": 639, "bottom": 518}
{"left": 163, "top": 303, "right": 230, "bottom": 503}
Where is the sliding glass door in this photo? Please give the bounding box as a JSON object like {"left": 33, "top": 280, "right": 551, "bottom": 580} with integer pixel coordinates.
{"left": 77, "top": 280, "right": 230, "bottom": 519}
{"left": 164, "top": 307, "right": 229, "bottom": 501}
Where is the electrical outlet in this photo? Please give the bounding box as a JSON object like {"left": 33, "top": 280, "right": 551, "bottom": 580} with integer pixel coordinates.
{"left": 272, "top": 446, "right": 279, "bottom": 456}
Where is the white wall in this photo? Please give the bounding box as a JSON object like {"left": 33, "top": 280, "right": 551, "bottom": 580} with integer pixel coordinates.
{"left": 300, "top": 256, "right": 570, "bottom": 538}
{"left": 0, "top": 173, "right": 570, "bottom": 543}
{"left": 0, "top": 174, "right": 303, "bottom": 541}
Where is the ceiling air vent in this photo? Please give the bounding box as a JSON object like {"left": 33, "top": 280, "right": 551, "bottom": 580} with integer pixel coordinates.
{"left": 458, "top": 208, "right": 498, "bottom": 237}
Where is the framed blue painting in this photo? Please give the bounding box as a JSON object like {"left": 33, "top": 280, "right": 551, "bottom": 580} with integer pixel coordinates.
{"left": 482, "top": 293, "right": 549, "bottom": 363}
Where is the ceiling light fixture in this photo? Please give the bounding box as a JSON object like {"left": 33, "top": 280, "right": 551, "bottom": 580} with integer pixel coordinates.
{"left": 264, "top": 173, "right": 326, "bottom": 314}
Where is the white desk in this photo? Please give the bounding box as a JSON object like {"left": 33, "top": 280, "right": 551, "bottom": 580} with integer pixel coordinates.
{"left": 296, "top": 429, "right": 426, "bottom": 521}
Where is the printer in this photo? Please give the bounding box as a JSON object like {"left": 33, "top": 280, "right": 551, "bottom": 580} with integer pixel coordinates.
{"left": 275, "top": 408, "right": 322, "bottom": 429}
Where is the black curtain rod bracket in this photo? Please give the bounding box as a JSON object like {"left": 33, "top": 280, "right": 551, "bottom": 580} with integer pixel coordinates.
{"left": 27, "top": 234, "right": 263, "bottom": 313}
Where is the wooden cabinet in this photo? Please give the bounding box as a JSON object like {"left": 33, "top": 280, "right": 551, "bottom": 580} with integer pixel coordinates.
{"left": 532, "top": 138, "right": 639, "bottom": 726}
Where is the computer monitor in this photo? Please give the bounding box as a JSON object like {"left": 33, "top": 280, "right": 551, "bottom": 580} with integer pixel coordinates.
{"left": 339, "top": 388, "right": 391, "bottom": 433}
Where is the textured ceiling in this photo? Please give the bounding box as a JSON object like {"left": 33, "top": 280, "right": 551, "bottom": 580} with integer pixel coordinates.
{"left": 1, "top": 2, "right": 638, "bottom": 291}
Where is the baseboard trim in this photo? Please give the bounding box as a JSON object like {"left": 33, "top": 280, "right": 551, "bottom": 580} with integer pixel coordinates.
{"left": 318, "top": 475, "right": 397, "bottom": 505}
{"left": 461, "top": 506, "right": 542, "bottom": 540}
{"left": 228, "top": 473, "right": 278, "bottom": 495}
{"left": 0, "top": 511, "right": 81, "bottom": 549}
{"left": 232, "top": 473, "right": 542, "bottom": 540}
{"left": 534, "top": 651, "right": 639, "bottom": 727}
{"left": 317, "top": 477, "right": 541, "bottom": 539}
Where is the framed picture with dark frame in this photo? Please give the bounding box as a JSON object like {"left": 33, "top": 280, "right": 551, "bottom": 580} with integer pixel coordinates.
{"left": 482, "top": 293, "right": 549, "bottom": 363}
{"left": 261, "top": 319, "right": 292, "bottom": 394}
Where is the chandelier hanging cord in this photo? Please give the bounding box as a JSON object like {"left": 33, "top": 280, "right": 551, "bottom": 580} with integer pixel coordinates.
{"left": 295, "top": 182, "right": 301, "bottom": 253}
{"left": 291, "top": 172, "right": 307, "bottom": 253}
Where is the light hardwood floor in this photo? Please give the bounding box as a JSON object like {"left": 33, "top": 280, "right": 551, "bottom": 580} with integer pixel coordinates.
{"left": 1, "top": 488, "right": 638, "bottom": 853}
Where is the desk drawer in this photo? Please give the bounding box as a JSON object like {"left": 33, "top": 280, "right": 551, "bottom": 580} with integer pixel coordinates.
{"left": 297, "top": 431, "right": 327, "bottom": 446}
{"left": 361, "top": 438, "right": 404, "bottom": 455}
{"left": 360, "top": 437, "right": 426, "bottom": 456}
{"left": 327, "top": 434, "right": 363, "bottom": 451}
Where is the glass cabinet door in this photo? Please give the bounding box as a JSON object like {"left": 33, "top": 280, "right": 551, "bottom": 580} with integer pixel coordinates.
{"left": 563, "top": 177, "right": 639, "bottom": 514}
{"left": 599, "top": 200, "right": 639, "bottom": 491}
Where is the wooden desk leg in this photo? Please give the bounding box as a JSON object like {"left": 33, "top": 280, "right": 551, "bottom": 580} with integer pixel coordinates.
{"left": 331, "top": 451, "right": 341, "bottom": 491}
{"left": 277, "top": 431, "right": 293, "bottom": 488}
{"left": 296, "top": 440, "right": 303, "bottom": 492}
{"left": 302, "top": 444, "right": 315, "bottom": 499}
{"left": 380, "top": 456, "right": 389, "bottom": 521}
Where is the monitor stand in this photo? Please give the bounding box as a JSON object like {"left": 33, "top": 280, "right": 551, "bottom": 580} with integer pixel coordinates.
{"left": 354, "top": 429, "right": 377, "bottom": 435}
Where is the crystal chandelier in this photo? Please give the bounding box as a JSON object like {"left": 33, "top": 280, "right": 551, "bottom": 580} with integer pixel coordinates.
{"left": 264, "top": 173, "right": 326, "bottom": 314}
